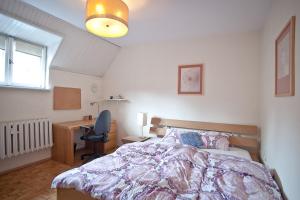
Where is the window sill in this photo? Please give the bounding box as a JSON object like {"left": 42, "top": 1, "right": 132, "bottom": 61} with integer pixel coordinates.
{"left": 0, "top": 84, "right": 51, "bottom": 92}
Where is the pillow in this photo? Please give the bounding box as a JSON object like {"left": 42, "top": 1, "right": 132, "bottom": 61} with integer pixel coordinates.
{"left": 179, "top": 132, "right": 205, "bottom": 148}
{"left": 163, "top": 127, "right": 202, "bottom": 144}
{"left": 163, "top": 128, "right": 230, "bottom": 150}
{"left": 201, "top": 133, "right": 229, "bottom": 151}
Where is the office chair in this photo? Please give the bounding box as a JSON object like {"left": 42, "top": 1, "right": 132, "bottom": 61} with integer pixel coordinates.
{"left": 80, "top": 110, "right": 111, "bottom": 161}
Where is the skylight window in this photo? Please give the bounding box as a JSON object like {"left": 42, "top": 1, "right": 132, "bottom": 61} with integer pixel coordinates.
{"left": 0, "top": 34, "right": 47, "bottom": 89}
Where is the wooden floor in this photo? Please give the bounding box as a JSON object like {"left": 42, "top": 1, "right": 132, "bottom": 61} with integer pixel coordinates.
{"left": 0, "top": 149, "right": 98, "bottom": 200}
{"left": 0, "top": 160, "right": 70, "bottom": 200}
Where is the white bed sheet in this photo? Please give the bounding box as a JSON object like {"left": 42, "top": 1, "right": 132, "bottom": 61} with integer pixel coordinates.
{"left": 147, "top": 137, "right": 252, "bottom": 160}
{"left": 200, "top": 147, "right": 252, "bottom": 160}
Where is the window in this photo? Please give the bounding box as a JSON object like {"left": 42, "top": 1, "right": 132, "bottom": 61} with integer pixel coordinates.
{"left": 0, "top": 34, "right": 47, "bottom": 89}
{"left": 0, "top": 35, "right": 5, "bottom": 83}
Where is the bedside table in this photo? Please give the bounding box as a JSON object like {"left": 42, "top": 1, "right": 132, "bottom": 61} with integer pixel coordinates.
{"left": 122, "top": 136, "right": 151, "bottom": 144}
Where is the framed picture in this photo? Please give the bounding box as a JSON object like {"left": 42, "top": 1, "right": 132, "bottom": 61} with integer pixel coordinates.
{"left": 178, "top": 64, "right": 203, "bottom": 95}
{"left": 275, "top": 16, "right": 296, "bottom": 96}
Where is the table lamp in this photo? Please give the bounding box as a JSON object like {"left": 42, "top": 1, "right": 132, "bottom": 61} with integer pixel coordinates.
{"left": 137, "top": 112, "right": 147, "bottom": 139}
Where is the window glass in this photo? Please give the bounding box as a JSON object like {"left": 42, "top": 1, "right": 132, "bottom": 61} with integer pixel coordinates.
{"left": 12, "top": 39, "right": 45, "bottom": 87}
{"left": 0, "top": 35, "right": 5, "bottom": 82}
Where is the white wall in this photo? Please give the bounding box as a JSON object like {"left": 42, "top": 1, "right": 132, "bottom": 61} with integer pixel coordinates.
{"left": 102, "top": 32, "right": 261, "bottom": 143}
{"left": 0, "top": 69, "right": 102, "bottom": 172}
{"left": 260, "top": 0, "right": 300, "bottom": 199}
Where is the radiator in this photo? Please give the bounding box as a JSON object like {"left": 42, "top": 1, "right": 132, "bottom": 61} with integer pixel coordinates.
{"left": 0, "top": 118, "right": 53, "bottom": 159}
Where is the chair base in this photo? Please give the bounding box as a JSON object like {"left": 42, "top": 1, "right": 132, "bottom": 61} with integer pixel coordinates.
{"left": 81, "top": 153, "right": 106, "bottom": 164}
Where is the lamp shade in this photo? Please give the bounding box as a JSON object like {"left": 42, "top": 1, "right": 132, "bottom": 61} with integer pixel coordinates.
{"left": 85, "top": 0, "right": 129, "bottom": 38}
{"left": 137, "top": 112, "right": 147, "bottom": 127}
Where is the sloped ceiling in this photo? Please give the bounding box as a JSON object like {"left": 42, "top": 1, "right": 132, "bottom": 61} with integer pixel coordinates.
{"left": 0, "top": 0, "right": 120, "bottom": 77}
{"left": 21, "top": 0, "right": 272, "bottom": 46}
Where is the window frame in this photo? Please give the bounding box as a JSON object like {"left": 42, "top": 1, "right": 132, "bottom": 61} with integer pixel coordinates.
{"left": 0, "top": 33, "right": 48, "bottom": 90}
{"left": 0, "top": 35, "right": 7, "bottom": 84}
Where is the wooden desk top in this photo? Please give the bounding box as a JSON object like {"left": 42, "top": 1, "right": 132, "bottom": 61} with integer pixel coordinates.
{"left": 53, "top": 119, "right": 95, "bottom": 130}
{"left": 53, "top": 119, "right": 116, "bottom": 130}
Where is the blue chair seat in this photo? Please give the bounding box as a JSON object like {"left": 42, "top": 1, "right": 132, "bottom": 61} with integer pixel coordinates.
{"left": 80, "top": 134, "right": 105, "bottom": 142}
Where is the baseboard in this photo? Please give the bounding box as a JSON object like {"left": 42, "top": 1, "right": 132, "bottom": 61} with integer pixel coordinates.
{"left": 0, "top": 157, "right": 51, "bottom": 176}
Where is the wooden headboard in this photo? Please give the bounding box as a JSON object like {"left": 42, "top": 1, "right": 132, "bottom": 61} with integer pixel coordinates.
{"left": 150, "top": 117, "right": 260, "bottom": 161}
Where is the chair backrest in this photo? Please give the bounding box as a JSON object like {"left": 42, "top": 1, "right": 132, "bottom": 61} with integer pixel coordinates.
{"left": 94, "top": 110, "right": 111, "bottom": 135}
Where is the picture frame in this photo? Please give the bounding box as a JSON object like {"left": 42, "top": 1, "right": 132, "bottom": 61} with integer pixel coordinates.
{"left": 178, "top": 64, "right": 203, "bottom": 95}
{"left": 275, "top": 16, "right": 296, "bottom": 97}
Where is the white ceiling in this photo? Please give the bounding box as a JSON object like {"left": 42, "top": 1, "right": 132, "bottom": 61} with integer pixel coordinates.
{"left": 21, "top": 0, "right": 272, "bottom": 46}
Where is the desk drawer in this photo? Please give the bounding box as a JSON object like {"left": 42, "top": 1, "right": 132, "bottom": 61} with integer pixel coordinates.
{"left": 105, "top": 132, "right": 117, "bottom": 153}
{"left": 110, "top": 122, "right": 116, "bottom": 133}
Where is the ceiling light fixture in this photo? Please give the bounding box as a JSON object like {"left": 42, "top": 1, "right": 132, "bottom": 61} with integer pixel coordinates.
{"left": 85, "top": 0, "right": 129, "bottom": 38}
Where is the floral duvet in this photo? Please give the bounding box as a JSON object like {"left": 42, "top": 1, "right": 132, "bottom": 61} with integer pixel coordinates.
{"left": 52, "top": 140, "right": 282, "bottom": 200}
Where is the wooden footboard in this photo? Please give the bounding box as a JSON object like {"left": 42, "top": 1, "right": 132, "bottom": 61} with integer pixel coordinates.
{"left": 57, "top": 188, "right": 96, "bottom": 200}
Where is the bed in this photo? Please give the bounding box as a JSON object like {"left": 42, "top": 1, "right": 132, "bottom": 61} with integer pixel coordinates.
{"left": 52, "top": 118, "right": 283, "bottom": 200}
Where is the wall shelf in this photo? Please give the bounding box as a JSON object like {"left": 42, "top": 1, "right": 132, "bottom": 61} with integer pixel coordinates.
{"left": 104, "top": 99, "right": 128, "bottom": 101}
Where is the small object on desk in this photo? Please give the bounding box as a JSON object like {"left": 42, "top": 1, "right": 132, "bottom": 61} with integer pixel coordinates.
{"left": 88, "top": 115, "right": 93, "bottom": 120}
{"left": 122, "top": 135, "right": 151, "bottom": 144}
{"left": 83, "top": 115, "right": 89, "bottom": 121}
{"left": 110, "top": 96, "right": 113, "bottom": 99}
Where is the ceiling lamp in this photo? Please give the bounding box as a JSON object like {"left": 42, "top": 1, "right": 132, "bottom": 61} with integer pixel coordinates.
{"left": 85, "top": 0, "right": 129, "bottom": 38}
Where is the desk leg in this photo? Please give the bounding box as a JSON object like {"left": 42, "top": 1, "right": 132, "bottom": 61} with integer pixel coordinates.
{"left": 65, "top": 129, "right": 74, "bottom": 165}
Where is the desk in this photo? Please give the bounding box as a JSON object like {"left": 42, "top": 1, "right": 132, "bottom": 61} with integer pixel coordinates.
{"left": 52, "top": 119, "right": 117, "bottom": 165}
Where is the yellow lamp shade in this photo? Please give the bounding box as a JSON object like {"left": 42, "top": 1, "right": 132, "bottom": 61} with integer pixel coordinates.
{"left": 85, "top": 0, "right": 129, "bottom": 38}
